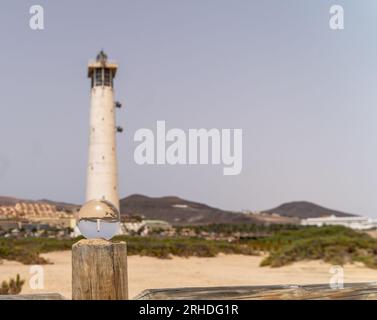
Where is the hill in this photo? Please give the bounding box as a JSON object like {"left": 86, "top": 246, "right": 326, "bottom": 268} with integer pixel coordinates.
{"left": 265, "top": 201, "right": 356, "bottom": 219}
{"left": 119, "top": 194, "right": 260, "bottom": 226}
{"left": 0, "top": 194, "right": 262, "bottom": 225}
{"left": 37, "top": 199, "right": 79, "bottom": 212}
{"left": 0, "top": 196, "right": 79, "bottom": 212}
{"left": 0, "top": 196, "right": 24, "bottom": 206}
{"left": 0, "top": 195, "right": 357, "bottom": 224}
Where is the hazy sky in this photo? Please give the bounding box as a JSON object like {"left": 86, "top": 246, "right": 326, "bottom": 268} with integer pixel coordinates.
{"left": 1, "top": 0, "right": 377, "bottom": 216}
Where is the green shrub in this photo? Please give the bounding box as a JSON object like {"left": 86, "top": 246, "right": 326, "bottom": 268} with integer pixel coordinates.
{"left": 2, "top": 225, "right": 377, "bottom": 269}
{"left": 0, "top": 274, "right": 25, "bottom": 295}
{"left": 248, "top": 226, "right": 377, "bottom": 268}
{"left": 115, "top": 236, "right": 256, "bottom": 259}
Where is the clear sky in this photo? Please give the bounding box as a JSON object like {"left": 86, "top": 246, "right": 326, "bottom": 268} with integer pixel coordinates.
{"left": 1, "top": 0, "right": 377, "bottom": 216}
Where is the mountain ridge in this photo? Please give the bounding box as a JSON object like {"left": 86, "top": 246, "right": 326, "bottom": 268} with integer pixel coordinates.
{"left": 0, "top": 195, "right": 358, "bottom": 224}
{"left": 119, "top": 194, "right": 259, "bottom": 225}
{"left": 265, "top": 201, "right": 356, "bottom": 219}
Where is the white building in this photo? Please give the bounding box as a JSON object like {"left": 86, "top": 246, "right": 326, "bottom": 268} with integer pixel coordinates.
{"left": 121, "top": 220, "right": 173, "bottom": 235}
{"left": 122, "top": 221, "right": 144, "bottom": 233}
{"left": 301, "top": 215, "right": 377, "bottom": 230}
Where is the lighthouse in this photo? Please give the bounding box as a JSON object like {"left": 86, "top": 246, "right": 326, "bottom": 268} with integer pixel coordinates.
{"left": 77, "top": 51, "right": 122, "bottom": 240}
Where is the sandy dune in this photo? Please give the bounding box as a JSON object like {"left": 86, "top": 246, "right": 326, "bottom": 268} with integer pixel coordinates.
{"left": 1, "top": 251, "right": 377, "bottom": 299}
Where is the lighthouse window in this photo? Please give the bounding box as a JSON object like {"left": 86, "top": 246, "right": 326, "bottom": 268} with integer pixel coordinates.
{"left": 95, "top": 69, "right": 103, "bottom": 86}
{"left": 104, "top": 68, "right": 111, "bottom": 87}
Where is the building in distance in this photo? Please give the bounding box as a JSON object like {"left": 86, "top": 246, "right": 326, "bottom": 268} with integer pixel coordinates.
{"left": 301, "top": 215, "right": 377, "bottom": 230}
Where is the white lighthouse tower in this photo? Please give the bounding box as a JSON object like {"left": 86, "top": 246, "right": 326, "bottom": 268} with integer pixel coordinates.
{"left": 86, "top": 51, "right": 121, "bottom": 209}
{"left": 77, "top": 51, "right": 122, "bottom": 240}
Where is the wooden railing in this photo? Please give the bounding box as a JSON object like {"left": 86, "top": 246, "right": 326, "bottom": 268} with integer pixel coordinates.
{"left": 2, "top": 283, "right": 377, "bottom": 300}
{"left": 134, "top": 282, "right": 377, "bottom": 300}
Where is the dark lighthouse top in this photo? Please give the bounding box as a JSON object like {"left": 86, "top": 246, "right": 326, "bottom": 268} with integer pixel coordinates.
{"left": 88, "top": 51, "right": 118, "bottom": 89}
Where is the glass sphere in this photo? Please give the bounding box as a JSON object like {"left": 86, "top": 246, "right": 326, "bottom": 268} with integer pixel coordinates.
{"left": 77, "top": 200, "right": 120, "bottom": 240}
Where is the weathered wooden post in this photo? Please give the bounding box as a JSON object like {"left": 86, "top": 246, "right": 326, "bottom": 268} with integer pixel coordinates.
{"left": 72, "top": 239, "right": 128, "bottom": 300}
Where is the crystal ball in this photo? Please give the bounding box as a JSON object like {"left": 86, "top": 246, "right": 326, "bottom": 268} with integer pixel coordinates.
{"left": 77, "top": 200, "right": 120, "bottom": 240}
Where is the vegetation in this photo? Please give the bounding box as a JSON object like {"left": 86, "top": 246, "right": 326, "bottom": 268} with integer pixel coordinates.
{"left": 176, "top": 223, "right": 300, "bottom": 235}
{"left": 178, "top": 224, "right": 377, "bottom": 268}
{"left": 0, "top": 236, "right": 256, "bottom": 263}
{"left": 0, "top": 237, "right": 75, "bottom": 264}
{"left": 1, "top": 225, "right": 377, "bottom": 268}
{"left": 115, "top": 236, "right": 256, "bottom": 259}
{"left": 0, "top": 274, "right": 25, "bottom": 295}
{"left": 246, "top": 226, "right": 377, "bottom": 268}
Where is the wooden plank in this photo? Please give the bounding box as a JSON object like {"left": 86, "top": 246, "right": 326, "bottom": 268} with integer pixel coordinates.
{"left": 0, "top": 293, "right": 65, "bottom": 300}
{"left": 72, "top": 239, "right": 128, "bottom": 300}
{"left": 134, "top": 282, "right": 377, "bottom": 300}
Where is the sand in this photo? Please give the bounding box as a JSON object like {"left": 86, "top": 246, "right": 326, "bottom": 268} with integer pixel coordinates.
{"left": 1, "top": 251, "right": 377, "bottom": 299}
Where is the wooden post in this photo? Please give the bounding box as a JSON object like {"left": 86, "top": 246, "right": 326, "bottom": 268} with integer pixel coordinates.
{"left": 72, "top": 239, "right": 128, "bottom": 300}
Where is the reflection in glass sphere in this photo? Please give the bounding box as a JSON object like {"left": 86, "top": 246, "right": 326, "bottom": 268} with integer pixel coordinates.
{"left": 77, "top": 200, "right": 120, "bottom": 240}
